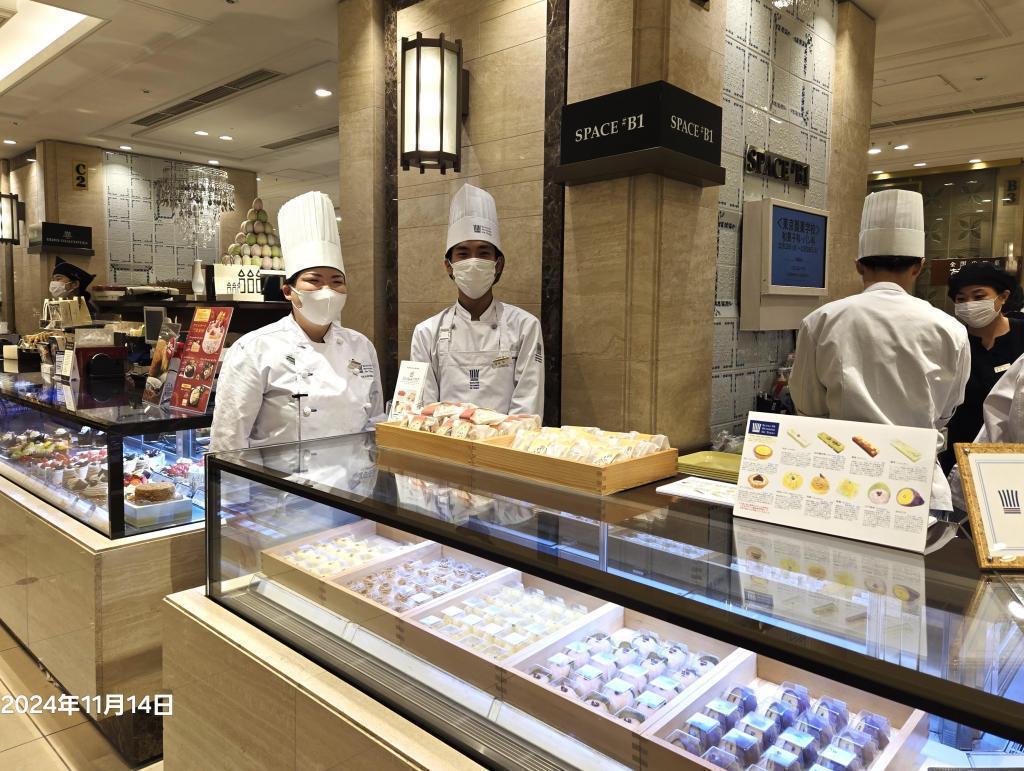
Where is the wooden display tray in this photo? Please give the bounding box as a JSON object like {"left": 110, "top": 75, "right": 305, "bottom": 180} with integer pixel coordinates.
{"left": 321, "top": 541, "right": 507, "bottom": 642}
{"left": 398, "top": 570, "right": 612, "bottom": 697}
{"left": 473, "top": 435, "right": 679, "bottom": 496}
{"left": 375, "top": 422, "right": 481, "bottom": 465}
{"left": 259, "top": 520, "right": 426, "bottom": 611}
{"left": 642, "top": 652, "right": 929, "bottom": 771}
{"left": 501, "top": 606, "right": 740, "bottom": 766}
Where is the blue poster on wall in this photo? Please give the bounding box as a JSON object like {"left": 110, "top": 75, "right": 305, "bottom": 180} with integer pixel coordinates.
{"left": 770, "top": 205, "right": 827, "bottom": 289}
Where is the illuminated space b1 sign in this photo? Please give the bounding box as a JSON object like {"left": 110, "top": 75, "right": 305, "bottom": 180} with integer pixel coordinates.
{"left": 745, "top": 146, "right": 810, "bottom": 188}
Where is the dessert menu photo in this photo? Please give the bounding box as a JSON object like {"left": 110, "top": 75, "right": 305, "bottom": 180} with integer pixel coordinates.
{"left": 171, "top": 307, "right": 233, "bottom": 414}
{"left": 735, "top": 412, "right": 938, "bottom": 553}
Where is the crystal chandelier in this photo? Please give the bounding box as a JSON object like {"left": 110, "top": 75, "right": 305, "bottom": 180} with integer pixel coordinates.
{"left": 154, "top": 163, "right": 235, "bottom": 248}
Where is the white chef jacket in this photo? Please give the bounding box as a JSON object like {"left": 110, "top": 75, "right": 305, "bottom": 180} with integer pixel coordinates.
{"left": 209, "top": 314, "right": 384, "bottom": 453}
{"left": 790, "top": 282, "right": 970, "bottom": 511}
{"left": 948, "top": 353, "right": 1024, "bottom": 509}
{"left": 409, "top": 300, "right": 544, "bottom": 416}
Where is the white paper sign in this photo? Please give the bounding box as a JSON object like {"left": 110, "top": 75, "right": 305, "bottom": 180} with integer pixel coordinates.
{"left": 389, "top": 360, "right": 431, "bottom": 421}
{"left": 213, "top": 265, "right": 262, "bottom": 301}
{"left": 966, "top": 450, "right": 1024, "bottom": 562}
{"left": 735, "top": 412, "right": 937, "bottom": 553}
{"left": 657, "top": 477, "right": 737, "bottom": 507}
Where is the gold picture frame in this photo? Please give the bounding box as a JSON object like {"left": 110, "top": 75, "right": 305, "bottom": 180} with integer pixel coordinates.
{"left": 955, "top": 443, "right": 1024, "bottom": 570}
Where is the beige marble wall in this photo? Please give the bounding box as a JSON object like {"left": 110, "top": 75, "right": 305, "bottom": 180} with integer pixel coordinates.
{"left": 562, "top": 0, "right": 722, "bottom": 450}
{"left": 396, "top": 0, "right": 546, "bottom": 360}
{"left": 825, "top": 2, "right": 875, "bottom": 301}
{"left": 9, "top": 150, "right": 45, "bottom": 333}
{"left": 41, "top": 142, "right": 107, "bottom": 286}
{"left": 337, "top": 0, "right": 388, "bottom": 347}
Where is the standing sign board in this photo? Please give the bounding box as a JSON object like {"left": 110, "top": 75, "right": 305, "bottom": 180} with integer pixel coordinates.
{"left": 214, "top": 265, "right": 262, "bottom": 301}
{"left": 171, "top": 307, "right": 232, "bottom": 414}
{"left": 956, "top": 444, "right": 1024, "bottom": 569}
{"left": 736, "top": 412, "right": 938, "bottom": 553}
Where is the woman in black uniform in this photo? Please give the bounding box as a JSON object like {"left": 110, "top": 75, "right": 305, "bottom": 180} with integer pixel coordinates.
{"left": 940, "top": 261, "right": 1024, "bottom": 473}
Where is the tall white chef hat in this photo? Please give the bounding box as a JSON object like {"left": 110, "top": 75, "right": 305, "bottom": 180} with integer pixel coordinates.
{"left": 858, "top": 189, "right": 925, "bottom": 260}
{"left": 278, "top": 191, "right": 345, "bottom": 279}
{"left": 446, "top": 183, "right": 502, "bottom": 254}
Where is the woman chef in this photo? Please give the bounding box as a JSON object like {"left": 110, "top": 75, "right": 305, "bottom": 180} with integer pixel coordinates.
{"left": 209, "top": 191, "right": 384, "bottom": 452}
{"left": 410, "top": 183, "right": 544, "bottom": 417}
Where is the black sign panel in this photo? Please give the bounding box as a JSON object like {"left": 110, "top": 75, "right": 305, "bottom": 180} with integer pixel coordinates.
{"left": 41, "top": 222, "right": 92, "bottom": 250}
{"left": 560, "top": 81, "right": 723, "bottom": 171}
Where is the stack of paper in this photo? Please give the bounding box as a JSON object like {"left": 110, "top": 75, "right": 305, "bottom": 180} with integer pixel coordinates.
{"left": 677, "top": 450, "right": 740, "bottom": 483}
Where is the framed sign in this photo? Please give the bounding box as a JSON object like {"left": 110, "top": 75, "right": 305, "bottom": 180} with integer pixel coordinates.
{"left": 955, "top": 443, "right": 1024, "bottom": 570}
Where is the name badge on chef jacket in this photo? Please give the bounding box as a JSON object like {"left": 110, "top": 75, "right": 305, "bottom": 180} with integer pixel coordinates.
{"left": 349, "top": 359, "right": 375, "bottom": 379}
{"left": 995, "top": 363, "right": 1011, "bottom": 374}
{"left": 492, "top": 355, "right": 511, "bottom": 368}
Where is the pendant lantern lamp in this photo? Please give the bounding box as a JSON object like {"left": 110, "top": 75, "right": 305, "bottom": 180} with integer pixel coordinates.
{"left": 400, "top": 32, "right": 467, "bottom": 174}
{"left": 0, "top": 193, "right": 20, "bottom": 245}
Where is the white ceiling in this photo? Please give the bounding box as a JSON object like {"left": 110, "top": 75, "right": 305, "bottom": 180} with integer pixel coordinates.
{"left": 861, "top": 0, "right": 1024, "bottom": 172}
{"left": 0, "top": 0, "right": 340, "bottom": 191}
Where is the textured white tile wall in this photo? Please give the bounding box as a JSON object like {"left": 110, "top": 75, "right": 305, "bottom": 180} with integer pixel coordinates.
{"left": 712, "top": 0, "right": 837, "bottom": 436}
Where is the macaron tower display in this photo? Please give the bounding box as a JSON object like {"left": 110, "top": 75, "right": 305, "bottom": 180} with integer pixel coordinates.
{"left": 220, "top": 197, "right": 284, "bottom": 270}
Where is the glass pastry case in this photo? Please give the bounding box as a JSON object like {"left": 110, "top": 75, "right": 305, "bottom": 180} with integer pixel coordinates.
{"left": 0, "top": 373, "right": 211, "bottom": 538}
{"left": 206, "top": 433, "right": 1024, "bottom": 770}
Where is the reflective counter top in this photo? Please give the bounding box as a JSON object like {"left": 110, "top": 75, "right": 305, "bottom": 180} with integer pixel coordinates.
{"left": 207, "top": 433, "right": 1024, "bottom": 740}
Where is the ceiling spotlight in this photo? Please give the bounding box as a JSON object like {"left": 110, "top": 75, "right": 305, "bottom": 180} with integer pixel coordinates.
{"left": 2, "top": 139, "right": 15, "bottom": 145}
{"left": 208, "top": 159, "right": 220, "bottom": 165}
{"left": 119, "top": 145, "right": 132, "bottom": 151}
{"left": 27, "top": 158, "right": 36, "bottom": 163}
{"left": 936, "top": 218, "right": 943, "bottom": 221}
{"left": 314, "top": 88, "right": 333, "bottom": 97}
{"left": 944, "top": 182, "right": 954, "bottom": 186}
{"left": 982, "top": 198, "right": 992, "bottom": 203}
{"left": 913, "top": 162, "right": 926, "bottom": 167}
{"left": 219, "top": 135, "right": 233, "bottom": 141}
{"left": 976, "top": 209, "right": 983, "bottom": 213}
{"left": 894, "top": 144, "right": 909, "bottom": 150}
{"left": 867, "top": 147, "right": 881, "bottom": 155}
{"left": 194, "top": 130, "right": 209, "bottom": 136}
{"left": 256, "top": 177, "right": 261, "bottom": 182}
{"left": 871, "top": 170, "right": 884, "bottom": 174}
{"left": 969, "top": 158, "right": 982, "bottom": 164}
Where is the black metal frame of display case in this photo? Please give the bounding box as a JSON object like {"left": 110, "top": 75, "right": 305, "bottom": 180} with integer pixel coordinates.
{"left": 205, "top": 443, "right": 1024, "bottom": 745}
{"left": 0, "top": 376, "right": 210, "bottom": 538}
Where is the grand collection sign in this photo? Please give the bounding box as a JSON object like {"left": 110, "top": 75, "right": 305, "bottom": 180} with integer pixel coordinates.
{"left": 556, "top": 81, "right": 725, "bottom": 187}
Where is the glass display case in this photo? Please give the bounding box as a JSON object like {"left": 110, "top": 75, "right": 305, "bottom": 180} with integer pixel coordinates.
{"left": 206, "top": 434, "right": 1024, "bottom": 770}
{"left": 0, "top": 374, "right": 211, "bottom": 538}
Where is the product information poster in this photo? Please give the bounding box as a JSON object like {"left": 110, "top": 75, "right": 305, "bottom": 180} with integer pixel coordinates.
{"left": 388, "top": 360, "right": 431, "bottom": 421}
{"left": 171, "top": 307, "right": 233, "bottom": 414}
{"left": 736, "top": 412, "right": 937, "bottom": 552}
{"left": 967, "top": 451, "right": 1024, "bottom": 561}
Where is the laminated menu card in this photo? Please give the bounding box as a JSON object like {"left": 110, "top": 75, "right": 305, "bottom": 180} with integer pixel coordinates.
{"left": 735, "top": 412, "right": 938, "bottom": 553}
{"left": 171, "top": 307, "right": 233, "bottom": 414}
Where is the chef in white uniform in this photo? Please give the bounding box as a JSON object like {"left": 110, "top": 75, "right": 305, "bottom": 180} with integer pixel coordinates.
{"left": 210, "top": 191, "right": 384, "bottom": 453}
{"left": 410, "top": 183, "right": 544, "bottom": 416}
{"left": 789, "top": 189, "right": 970, "bottom": 513}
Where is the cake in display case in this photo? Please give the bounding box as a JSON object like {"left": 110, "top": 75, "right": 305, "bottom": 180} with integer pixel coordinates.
{"left": 0, "top": 374, "right": 210, "bottom": 538}
{"left": 206, "top": 433, "right": 1024, "bottom": 769}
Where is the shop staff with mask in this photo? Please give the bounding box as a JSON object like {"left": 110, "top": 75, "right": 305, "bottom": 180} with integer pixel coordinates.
{"left": 938, "top": 261, "right": 1024, "bottom": 474}
{"left": 210, "top": 191, "right": 384, "bottom": 453}
{"left": 789, "top": 189, "right": 970, "bottom": 514}
{"left": 410, "top": 183, "right": 544, "bottom": 416}
{"left": 50, "top": 260, "right": 97, "bottom": 315}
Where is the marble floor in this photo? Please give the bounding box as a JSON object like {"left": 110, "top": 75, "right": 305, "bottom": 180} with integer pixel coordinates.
{"left": 0, "top": 624, "right": 156, "bottom": 770}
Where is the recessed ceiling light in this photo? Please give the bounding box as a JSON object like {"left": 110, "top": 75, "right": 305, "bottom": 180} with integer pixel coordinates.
{"left": 867, "top": 147, "right": 881, "bottom": 155}
{"left": 913, "top": 162, "right": 926, "bottom": 167}
{"left": 1004, "top": 197, "right": 1013, "bottom": 202}
{"left": 314, "top": 88, "right": 333, "bottom": 97}
{"left": 256, "top": 177, "right": 261, "bottom": 182}
{"left": 27, "top": 158, "right": 36, "bottom": 162}
{"left": 944, "top": 182, "right": 954, "bottom": 186}
{"left": 219, "top": 135, "right": 233, "bottom": 141}
{"left": 208, "top": 159, "right": 219, "bottom": 165}
{"left": 119, "top": 145, "right": 132, "bottom": 151}
{"left": 194, "top": 130, "right": 209, "bottom": 136}
{"left": 968, "top": 179, "right": 978, "bottom": 184}
{"left": 969, "top": 158, "right": 982, "bottom": 164}
{"left": 894, "top": 144, "right": 909, "bottom": 150}
{"left": 982, "top": 198, "right": 992, "bottom": 203}
{"left": 2, "top": 139, "right": 15, "bottom": 145}
{"left": 936, "top": 218, "right": 943, "bottom": 221}
{"left": 871, "top": 170, "right": 884, "bottom": 174}
{"left": 976, "top": 209, "right": 983, "bottom": 213}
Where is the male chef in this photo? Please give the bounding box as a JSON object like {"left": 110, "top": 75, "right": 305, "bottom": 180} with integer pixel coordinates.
{"left": 789, "top": 189, "right": 971, "bottom": 514}
{"left": 410, "top": 183, "right": 544, "bottom": 417}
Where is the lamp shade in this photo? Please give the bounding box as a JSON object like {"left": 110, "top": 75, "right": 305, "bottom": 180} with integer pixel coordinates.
{"left": 400, "top": 32, "right": 463, "bottom": 174}
{"left": 0, "top": 193, "right": 19, "bottom": 245}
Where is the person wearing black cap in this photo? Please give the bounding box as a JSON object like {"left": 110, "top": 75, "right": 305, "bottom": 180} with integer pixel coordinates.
{"left": 50, "top": 260, "right": 97, "bottom": 315}
{"left": 940, "top": 261, "right": 1024, "bottom": 474}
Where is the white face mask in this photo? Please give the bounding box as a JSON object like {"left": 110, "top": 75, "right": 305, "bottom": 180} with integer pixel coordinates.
{"left": 290, "top": 287, "right": 347, "bottom": 326}
{"left": 49, "top": 280, "right": 71, "bottom": 298}
{"left": 954, "top": 298, "right": 1001, "bottom": 328}
{"left": 450, "top": 257, "right": 496, "bottom": 300}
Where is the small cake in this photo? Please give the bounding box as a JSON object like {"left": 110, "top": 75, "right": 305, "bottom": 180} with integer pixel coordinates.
{"left": 134, "top": 481, "right": 175, "bottom": 503}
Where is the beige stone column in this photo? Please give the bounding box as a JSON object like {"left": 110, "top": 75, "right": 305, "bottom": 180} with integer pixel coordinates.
{"left": 825, "top": 2, "right": 876, "bottom": 301}
{"left": 337, "top": 0, "right": 389, "bottom": 353}
{"left": 561, "top": 0, "right": 723, "bottom": 451}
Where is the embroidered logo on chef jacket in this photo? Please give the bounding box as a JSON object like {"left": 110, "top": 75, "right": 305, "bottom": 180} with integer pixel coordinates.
{"left": 534, "top": 343, "right": 543, "bottom": 364}
{"left": 469, "top": 369, "right": 480, "bottom": 390}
